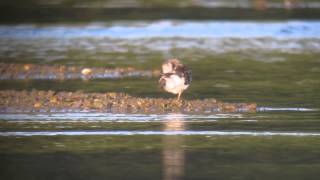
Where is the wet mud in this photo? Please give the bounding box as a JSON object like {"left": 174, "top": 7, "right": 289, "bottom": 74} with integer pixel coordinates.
{"left": 0, "top": 90, "right": 256, "bottom": 113}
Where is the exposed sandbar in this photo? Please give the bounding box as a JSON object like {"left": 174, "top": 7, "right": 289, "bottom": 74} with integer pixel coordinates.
{"left": 0, "top": 90, "right": 256, "bottom": 113}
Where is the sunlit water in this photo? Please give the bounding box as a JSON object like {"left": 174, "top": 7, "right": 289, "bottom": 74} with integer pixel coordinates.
{"left": 1, "top": 20, "right": 320, "bottom": 179}
{"left": 1, "top": 21, "right": 320, "bottom": 38}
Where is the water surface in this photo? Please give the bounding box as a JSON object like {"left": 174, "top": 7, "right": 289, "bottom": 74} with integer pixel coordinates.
{"left": 1, "top": 17, "right": 320, "bottom": 180}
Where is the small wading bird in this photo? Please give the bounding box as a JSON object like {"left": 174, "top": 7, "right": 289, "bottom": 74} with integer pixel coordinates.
{"left": 159, "top": 59, "right": 192, "bottom": 101}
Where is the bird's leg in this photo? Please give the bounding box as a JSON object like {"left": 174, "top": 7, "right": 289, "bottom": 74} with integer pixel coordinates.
{"left": 177, "top": 91, "right": 182, "bottom": 101}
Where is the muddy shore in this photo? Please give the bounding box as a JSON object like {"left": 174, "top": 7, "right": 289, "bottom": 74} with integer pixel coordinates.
{"left": 0, "top": 63, "right": 160, "bottom": 80}
{"left": 0, "top": 90, "right": 256, "bottom": 113}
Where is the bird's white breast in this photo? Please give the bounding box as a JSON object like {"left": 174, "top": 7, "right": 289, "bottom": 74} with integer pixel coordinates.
{"left": 163, "top": 74, "right": 189, "bottom": 94}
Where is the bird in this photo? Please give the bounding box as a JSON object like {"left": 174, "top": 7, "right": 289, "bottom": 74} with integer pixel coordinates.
{"left": 159, "top": 58, "right": 192, "bottom": 101}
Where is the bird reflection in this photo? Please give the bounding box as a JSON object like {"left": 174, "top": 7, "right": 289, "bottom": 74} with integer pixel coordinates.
{"left": 162, "top": 114, "right": 185, "bottom": 180}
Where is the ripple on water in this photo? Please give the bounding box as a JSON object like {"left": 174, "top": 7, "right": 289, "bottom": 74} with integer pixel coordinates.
{"left": 1, "top": 108, "right": 319, "bottom": 137}
{"left": 0, "top": 106, "right": 317, "bottom": 122}
{"left": 0, "top": 113, "right": 243, "bottom": 122}
{"left": 1, "top": 21, "right": 319, "bottom": 65}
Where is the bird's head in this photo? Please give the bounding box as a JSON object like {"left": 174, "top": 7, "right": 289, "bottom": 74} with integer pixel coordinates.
{"left": 162, "top": 58, "right": 181, "bottom": 73}
{"left": 162, "top": 62, "right": 173, "bottom": 74}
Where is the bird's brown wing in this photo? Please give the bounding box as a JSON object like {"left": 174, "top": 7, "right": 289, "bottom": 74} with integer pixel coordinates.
{"left": 184, "top": 67, "right": 192, "bottom": 85}
{"left": 175, "top": 65, "right": 192, "bottom": 85}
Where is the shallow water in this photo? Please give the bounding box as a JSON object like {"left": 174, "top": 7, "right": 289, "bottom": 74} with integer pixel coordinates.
{"left": 1, "top": 111, "right": 320, "bottom": 180}
{"left": 1, "top": 13, "right": 320, "bottom": 180}
{"left": 1, "top": 110, "right": 320, "bottom": 180}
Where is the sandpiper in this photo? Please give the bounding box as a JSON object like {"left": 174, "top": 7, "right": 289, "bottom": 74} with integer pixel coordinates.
{"left": 159, "top": 58, "right": 192, "bottom": 100}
